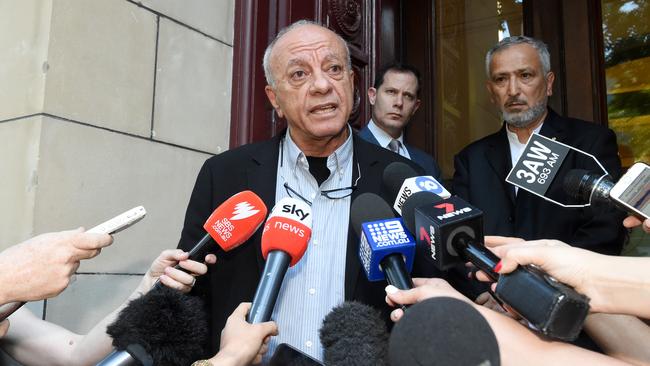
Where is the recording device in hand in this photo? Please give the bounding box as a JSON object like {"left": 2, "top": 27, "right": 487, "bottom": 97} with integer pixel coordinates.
{"left": 247, "top": 197, "right": 312, "bottom": 323}
{"left": 389, "top": 297, "right": 500, "bottom": 366}
{"left": 0, "top": 206, "right": 147, "bottom": 322}
{"left": 151, "top": 190, "right": 267, "bottom": 291}
{"left": 563, "top": 162, "right": 649, "bottom": 219}
{"left": 382, "top": 162, "right": 450, "bottom": 215}
{"left": 319, "top": 301, "right": 389, "bottom": 366}
{"left": 350, "top": 192, "right": 416, "bottom": 290}
{"left": 402, "top": 191, "right": 590, "bottom": 341}
{"left": 97, "top": 286, "right": 208, "bottom": 366}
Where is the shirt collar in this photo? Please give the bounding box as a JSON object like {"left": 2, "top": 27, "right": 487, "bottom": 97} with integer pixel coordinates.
{"left": 282, "top": 125, "right": 354, "bottom": 182}
{"left": 505, "top": 122, "right": 544, "bottom": 147}
{"left": 368, "top": 119, "right": 404, "bottom": 149}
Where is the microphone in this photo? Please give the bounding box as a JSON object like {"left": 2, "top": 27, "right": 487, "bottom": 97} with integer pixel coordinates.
{"left": 382, "top": 162, "right": 450, "bottom": 215}
{"left": 401, "top": 191, "right": 590, "bottom": 341}
{"left": 350, "top": 192, "right": 416, "bottom": 290}
{"left": 97, "top": 286, "right": 208, "bottom": 366}
{"left": 152, "top": 190, "right": 267, "bottom": 291}
{"left": 320, "top": 301, "right": 389, "bottom": 366}
{"left": 247, "top": 197, "right": 312, "bottom": 323}
{"left": 389, "top": 297, "right": 500, "bottom": 366}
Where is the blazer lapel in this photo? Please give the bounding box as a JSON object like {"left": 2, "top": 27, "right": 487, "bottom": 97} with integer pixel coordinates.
{"left": 246, "top": 135, "right": 282, "bottom": 273}
{"left": 486, "top": 125, "right": 516, "bottom": 205}
{"left": 539, "top": 109, "right": 567, "bottom": 142}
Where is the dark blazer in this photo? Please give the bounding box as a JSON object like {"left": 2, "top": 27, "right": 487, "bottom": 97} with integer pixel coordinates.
{"left": 358, "top": 125, "right": 442, "bottom": 180}
{"left": 177, "top": 131, "right": 445, "bottom": 354}
{"left": 452, "top": 109, "right": 626, "bottom": 254}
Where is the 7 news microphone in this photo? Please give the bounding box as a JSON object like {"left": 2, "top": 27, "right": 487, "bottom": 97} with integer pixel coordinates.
{"left": 248, "top": 197, "right": 312, "bottom": 323}
{"left": 152, "top": 190, "right": 267, "bottom": 291}
{"left": 350, "top": 192, "right": 416, "bottom": 291}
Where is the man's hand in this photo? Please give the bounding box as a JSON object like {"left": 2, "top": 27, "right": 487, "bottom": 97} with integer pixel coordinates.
{"left": 385, "top": 278, "right": 472, "bottom": 322}
{"left": 210, "top": 302, "right": 279, "bottom": 366}
{"left": 0, "top": 228, "right": 113, "bottom": 303}
{"left": 623, "top": 215, "right": 650, "bottom": 234}
{"left": 139, "top": 249, "right": 217, "bottom": 293}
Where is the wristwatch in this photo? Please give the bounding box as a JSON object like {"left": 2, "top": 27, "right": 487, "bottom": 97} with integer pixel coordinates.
{"left": 191, "top": 360, "right": 213, "bottom": 366}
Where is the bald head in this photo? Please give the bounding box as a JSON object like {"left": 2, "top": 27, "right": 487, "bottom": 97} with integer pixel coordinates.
{"left": 263, "top": 20, "right": 352, "bottom": 88}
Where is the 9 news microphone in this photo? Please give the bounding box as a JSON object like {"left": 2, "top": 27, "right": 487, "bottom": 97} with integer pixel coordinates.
{"left": 152, "top": 190, "right": 267, "bottom": 291}
{"left": 389, "top": 297, "right": 500, "bottom": 366}
{"left": 97, "top": 286, "right": 208, "bottom": 366}
{"left": 319, "top": 301, "right": 389, "bottom": 366}
{"left": 350, "top": 193, "right": 415, "bottom": 290}
{"left": 382, "top": 162, "right": 450, "bottom": 215}
{"left": 248, "top": 197, "right": 312, "bottom": 323}
{"left": 401, "top": 191, "right": 590, "bottom": 341}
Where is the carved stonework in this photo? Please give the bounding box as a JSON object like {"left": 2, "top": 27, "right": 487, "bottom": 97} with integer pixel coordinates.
{"left": 329, "top": 0, "right": 362, "bottom": 45}
{"left": 348, "top": 65, "right": 362, "bottom": 126}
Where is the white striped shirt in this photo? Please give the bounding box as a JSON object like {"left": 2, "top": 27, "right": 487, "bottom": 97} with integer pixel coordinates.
{"left": 265, "top": 127, "right": 353, "bottom": 362}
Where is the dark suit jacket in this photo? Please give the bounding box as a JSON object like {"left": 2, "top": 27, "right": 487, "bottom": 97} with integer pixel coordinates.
{"left": 358, "top": 125, "right": 442, "bottom": 180}
{"left": 177, "top": 131, "right": 445, "bottom": 354}
{"left": 452, "top": 109, "right": 626, "bottom": 254}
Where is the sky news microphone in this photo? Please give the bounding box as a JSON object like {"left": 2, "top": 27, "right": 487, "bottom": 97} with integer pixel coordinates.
{"left": 152, "top": 190, "right": 267, "bottom": 291}
{"left": 382, "top": 162, "right": 450, "bottom": 215}
{"left": 389, "top": 297, "right": 500, "bottom": 366}
{"left": 97, "top": 286, "right": 208, "bottom": 366}
{"left": 350, "top": 192, "right": 416, "bottom": 291}
{"left": 247, "top": 197, "right": 312, "bottom": 323}
{"left": 320, "top": 301, "right": 389, "bottom": 366}
{"left": 401, "top": 191, "right": 590, "bottom": 341}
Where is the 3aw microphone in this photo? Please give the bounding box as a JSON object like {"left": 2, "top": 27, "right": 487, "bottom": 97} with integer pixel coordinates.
{"left": 97, "top": 286, "right": 208, "bottom": 366}
{"left": 382, "top": 162, "right": 450, "bottom": 215}
{"left": 320, "top": 301, "right": 389, "bottom": 366}
{"left": 153, "top": 190, "right": 267, "bottom": 291}
{"left": 350, "top": 192, "right": 415, "bottom": 290}
{"left": 248, "top": 197, "right": 312, "bottom": 323}
{"left": 389, "top": 297, "right": 500, "bottom": 366}
{"left": 401, "top": 191, "right": 590, "bottom": 341}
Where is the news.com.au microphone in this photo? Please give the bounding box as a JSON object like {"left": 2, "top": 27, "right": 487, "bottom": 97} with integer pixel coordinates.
{"left": 320, "top": 301, "right": 389, "bottom": 366}
{"left": 152, "top": 191, "right": 267, "bottom": 291}
{"left": 350, "top": 193, "right": 416, "bottom": 291}
{"left": 382, "top": 162, "right": 450, "bottom": 215}
{"left": 401, "top": 191, "right": 590, "bottom": 341}
{"left": 97, "top": 286, "right": 208, "bottom": 366}
{"left": 563, "top": 162, "right": 649, "bottom": 219}
{"left": 389, "top": 297, "right": 500, "bottom": 366}
{"left": 247, "top": 197, "right": 312, "bottom": 324}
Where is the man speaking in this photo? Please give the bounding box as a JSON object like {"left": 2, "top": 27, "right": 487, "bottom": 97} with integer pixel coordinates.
{"left": 177, "top": 21, "right": 443, "bottom": 362}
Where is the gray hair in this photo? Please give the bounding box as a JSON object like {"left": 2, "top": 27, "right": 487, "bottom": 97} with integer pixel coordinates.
{"left": 262, "top": 20, "right": 352, "bottom": 88}
{"left": 485, "top": 36, "right": 551, "bottom": 78}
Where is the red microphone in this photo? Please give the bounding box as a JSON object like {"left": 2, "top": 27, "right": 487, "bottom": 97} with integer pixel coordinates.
{"left": 248, "top": 197, "right": 312, "bottom": 323}
{"left": 155, "top": 191, "right": 267, "bottom": 290}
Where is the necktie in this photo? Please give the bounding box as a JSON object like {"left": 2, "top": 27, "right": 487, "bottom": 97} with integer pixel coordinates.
{"left": 388, "top": 139, "right": 401, "bottom": 154}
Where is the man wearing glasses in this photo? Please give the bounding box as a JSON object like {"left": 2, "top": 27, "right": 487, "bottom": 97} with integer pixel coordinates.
{"left": 177, "top": 20, "right": 443, "bottom": 362}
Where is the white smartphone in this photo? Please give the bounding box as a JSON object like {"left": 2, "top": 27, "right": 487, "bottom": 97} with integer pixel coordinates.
{"left": 609, "top": 162, "right": 650, "bottom": 219}
{"left": 87, "top": 206, "right": 147, "bottom": 234}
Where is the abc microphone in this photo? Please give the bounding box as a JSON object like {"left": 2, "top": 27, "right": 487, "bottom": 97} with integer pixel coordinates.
{"left": 248, "top": 197, "right": 312, "bottom": 323}
{"left": 152, "top": 190, "right": 267, "bottom": 291}
{"left": 350, "top": 193, "right": 415, "bottom": 291}
{"left": 401, "top": 191, "right": 590, "bottom": 341}
{"left": 382, "top": 162, "right": 450, "bottom": 215}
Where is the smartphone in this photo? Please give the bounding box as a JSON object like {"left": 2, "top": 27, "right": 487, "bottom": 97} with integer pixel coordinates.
{"left": 609, "top": 162, "right": 650, "bottom": 219}
{"left": 87, "top": 206, "right": 147, "bottom": 234}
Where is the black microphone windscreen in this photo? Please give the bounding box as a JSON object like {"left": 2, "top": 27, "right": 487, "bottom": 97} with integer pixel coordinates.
{"left": 350, "top": 193, "right": 396, "bottom": 237}
{"left": 562, "top": 169, "right": 596, "bottom": 202}
{"left": 382, "top": 162, "right": 419, "bottom": 199}
{"left": 401, "top": 191, "right": 444, "bottom": 233}
{"left": 389, "top": 297, "right": 500, "bottom": 366}
{"left": 106, "top": 286, "right": 209, "bottom": 366}
{"left": 320, "top": 301, "right": 389, "bottom": 366}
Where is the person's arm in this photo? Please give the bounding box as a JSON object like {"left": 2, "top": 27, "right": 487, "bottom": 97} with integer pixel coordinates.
{"left": 0, "top": 229, "right": 113, "bottom": 305}
{"left": 584, "top": 313, "right": 650, "bottom": 366}
{"left": 1, "top": 249, "right": 215, "bottom": 366}
{"left": 385, "top": 278, "right": 629, "bottom": 366}
{"left": 481, "top": 237, "right": 650, "bottom": 318}
{"left": 203, "top": 303, "right": 278, "bottom": 366}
